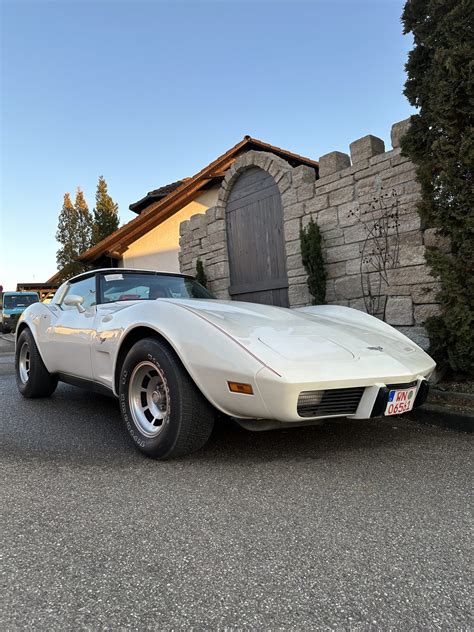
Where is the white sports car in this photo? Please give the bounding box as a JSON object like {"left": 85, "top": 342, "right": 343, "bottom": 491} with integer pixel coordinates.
{"left": 15, "top": 269, "right": 435, "bottom": 459}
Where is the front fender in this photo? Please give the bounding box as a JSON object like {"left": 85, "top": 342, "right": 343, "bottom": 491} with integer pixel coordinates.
{"left": 96, "top": 301, "right": 274, "bottom": 419}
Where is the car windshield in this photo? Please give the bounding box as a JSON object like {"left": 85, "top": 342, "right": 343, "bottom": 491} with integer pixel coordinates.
{"left": 100, "top": 272, "right": 215, "bottom": 303}
{"left": 3, "top": 294, "right": 38, "bottom": 309}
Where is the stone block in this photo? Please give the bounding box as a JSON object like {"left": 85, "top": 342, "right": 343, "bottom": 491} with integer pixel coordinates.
{"left": 326, "top": 242, "right": 361, "bottom": 263}
{"left": 285, "top": 239, "right": 301, "bottom": 256}
{"left": 275, "top": 170, "right": 292, "bottom": 193}
{"left": 189, "top": 213, "right": 205, "bottom": 230}
{"left": 288, "top": 283, "right": 311, "bottom": 307}
{"left": 329, "top": 186, "right": 354, "bottom": 206}
{"left": 209, "top": 278, "right": 230, "bottom": 292}
{"left": 411, "top": 282, "right": 441, "bottom": 304}
{"left": 316, "top": 174, "right": 354, "bottom": 195}
{"left": 388, "top": 231, "right": 422, "bottom": 248}
{"left": 335, "top": 275, "right": 364, "bottom": 299}
{"left": 325, "top": 236, "right": 345, "bottom": 247}
{"left": 349, "top": 298, "right": 367, "bottom": 312}
{"left": 390, "top": 151, "right": 410, "bottom": 168}
{"left": 284, "top": 202, "right": 305, "bottom": 220}
{"left": 268, "top": 160, "right": 285, "bottom": 180}
{"left": 288, "top": 268, "right": 306, "bottom": 279}
{"left": 180, "top": 220, "right": 190, "bottom": 236}
{"left": 343, "top": 222, "right": 369, "bottom": 244}
{"left": 370, "top": 149, "right": 397, "bottom": 166}
{"left": 382, "top": 168, "right": 417, "bottom": 189}
{"left": 325, "top": 280, "right": 336, "bottom": 302}
{"left": 215, "top": 206, "right": 225, "bottom": 220}
{"left": 318, "top": 151, "right": 351, "bottom": 178}
{"left": 287, "top": 253, "right": 303, "bottom": 271}
{"left": 385, "top": 296, "right": 414, "bottom": 325}
{"left": 207, "top": 261, "right": 228, "bottom": 280}
{"left": 305, "top": 194, "right": 328, "bottom": 213}
{"left": 353, "top": 162, "right": 391, "bottom": 182}
{"left": 396, "top": 326, "right": 429, "bottom": 351}
{"left": 384, "top": 284, "right": 411, "bottom": 296}
{"left": 281, "top": 187, "right": 298, "bottom": 206}
{"left": 338, "top": 201, "right": 359, "bottom": 227}
{"left": 350, "top": 135, "right": 385, "bottom": 164}
{"left": 208, "top": 230, "right": 226, "bottom": 245}
{"left": 414, "top": 303, "right": 441, "bottom": 324}
{"left": 205, "top": 207, "right": 216, "bottom": 223}
{"left": 192, "top": 228, "right": 206, "bottom": 240}
{"left": 391, "top": 118, "right": 411, "bottom": 149}
{"left": 315, "top": 208, "right": 338, "bottom": 230}
{"left": 292, "top": 165, "right": 316, "bottom": 187}
{"left": 326, "top": 261, "right": 347, "bottom": 279}
{"left": 213, "top": 289, "right": 230, "bottom": 300}
{"left": 284, "top": 218, "right": 301, "bottom": 241}
{"left": 397, "top": 213, "right": 421, "bottom": 233}
{"left": 388, "top": 265, "right": 436, "bottom": 286}
{"left": 297, "top": 182, "right": 315, "bottom": 201}
{"left": 398, "top": 245, "right": 426, "bottom": 267}
{"left": 355, "top": 175, "right": 379, "bottom": 198}
{"left": 207, "top": 219, "right": 225, "bottom": 234}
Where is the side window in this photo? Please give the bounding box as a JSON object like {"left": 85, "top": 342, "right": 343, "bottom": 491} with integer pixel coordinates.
{"left": 62, "top": 276, "right": 97, "bottom": 310}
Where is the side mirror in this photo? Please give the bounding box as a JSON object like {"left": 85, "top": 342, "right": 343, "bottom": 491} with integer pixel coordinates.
{"left": 63, "top": 294, "right": 86, "bottom": 313}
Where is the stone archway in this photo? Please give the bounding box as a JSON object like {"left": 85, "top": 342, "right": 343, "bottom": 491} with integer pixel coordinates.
{"left": 216, "top": 151, "right": 294, "bottom": 306}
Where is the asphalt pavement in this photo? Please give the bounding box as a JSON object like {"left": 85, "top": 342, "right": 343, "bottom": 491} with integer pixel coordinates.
{"left": 0, "top": 346, "right": 472, "bottom": 630}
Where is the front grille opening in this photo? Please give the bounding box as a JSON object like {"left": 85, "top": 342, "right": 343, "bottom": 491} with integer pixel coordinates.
{"left": 297, "top": 387, "right": 365, "bottom": 418}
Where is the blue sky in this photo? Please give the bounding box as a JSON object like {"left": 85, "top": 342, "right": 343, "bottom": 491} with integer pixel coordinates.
{"left": 1, "top": 0, "right": 412, "bottom": 291}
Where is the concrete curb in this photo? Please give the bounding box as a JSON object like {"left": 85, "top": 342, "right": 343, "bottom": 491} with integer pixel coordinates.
{"left": 430, "top": 388, "right": 474, "bottom": 403}
{"left": 409, "top": 404, "right": 474, "bottom": 433}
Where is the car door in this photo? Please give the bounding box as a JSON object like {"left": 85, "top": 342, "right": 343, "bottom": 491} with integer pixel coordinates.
{"left": 45, "top": 274, "right": 98, "bottom": 379}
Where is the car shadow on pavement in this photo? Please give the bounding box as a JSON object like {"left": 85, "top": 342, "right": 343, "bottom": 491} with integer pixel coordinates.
{"left": 0, "top": 379, "right": 431, "bottom": 466}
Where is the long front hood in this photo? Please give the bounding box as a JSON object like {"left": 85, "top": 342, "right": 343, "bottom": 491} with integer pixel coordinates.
{"left": 169, "top": 299, "right": 435, "bottom": 384}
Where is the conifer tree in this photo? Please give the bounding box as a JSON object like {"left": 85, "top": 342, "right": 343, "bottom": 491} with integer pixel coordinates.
{"left": 55, "top": 190, "right": 92, "bottom": 281}
{"left": 91, "top": 176, "right": 119, "bottom": 246}
{"left": 401, "top": 0, "right": 474, "bottom": 375}
{"left": 56, "top": 193, "right": 81, "bottom": 280}
{"left": 74, "top": 187, "right": 93, "bottom": 254}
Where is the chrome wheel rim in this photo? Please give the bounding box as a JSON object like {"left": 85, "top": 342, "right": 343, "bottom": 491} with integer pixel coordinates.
{"left": 19, "top": 342, "right": 31, "bottom": 384}
{"left": 129, "top": 361, "right": 169, "bottom": 438}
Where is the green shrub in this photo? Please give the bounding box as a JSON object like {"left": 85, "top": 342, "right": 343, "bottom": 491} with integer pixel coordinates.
{"left": 401, "top": 0, "right": 474, "bottom": 375}
{"left": 195, "top": 259, "right": 207, "bottom": 288}
{"left": 300, "top": 218, "right": 326, "bottom": 305}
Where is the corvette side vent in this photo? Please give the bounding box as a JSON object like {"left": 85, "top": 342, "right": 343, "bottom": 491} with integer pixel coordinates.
{"left": 297, "top": 387, "right": 365, "bottom": 418}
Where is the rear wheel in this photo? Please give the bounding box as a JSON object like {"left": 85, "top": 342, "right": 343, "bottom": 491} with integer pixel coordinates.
{"left": 119, "top": 338, "right": 215, "bottom": 459}
{"left": 15, "top": 329, "right": 58, "bottom": 398}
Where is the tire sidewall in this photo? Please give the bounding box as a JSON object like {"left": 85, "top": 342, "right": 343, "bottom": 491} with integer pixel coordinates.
{"left": 15, "top": 330, "right": 33, "bottom": 396}
{"left": 119, "top": 340, "right": 184, "bottom": 458}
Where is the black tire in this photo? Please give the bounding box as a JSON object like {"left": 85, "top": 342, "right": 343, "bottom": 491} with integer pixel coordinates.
{"left": 15, "top": 328, "right": 58, "bottom": 398}
{"left": 119, "top": 337, "right": 215, "bottom": 459}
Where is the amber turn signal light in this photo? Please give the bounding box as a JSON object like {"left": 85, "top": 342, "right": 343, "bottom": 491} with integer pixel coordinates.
{"left": 227, "top": 381, "right": 254, "bottom": 395}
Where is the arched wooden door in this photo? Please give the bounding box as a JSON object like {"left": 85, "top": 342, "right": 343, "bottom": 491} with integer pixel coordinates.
{"left": 226, "top": 167, "right": 289, "bottom": 306}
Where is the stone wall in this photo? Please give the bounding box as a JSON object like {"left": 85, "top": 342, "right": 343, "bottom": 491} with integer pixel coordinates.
{"left": 179, "top": 119, "right": 442, "bottom": 348}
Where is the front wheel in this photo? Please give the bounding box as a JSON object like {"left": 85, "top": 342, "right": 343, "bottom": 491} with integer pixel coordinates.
{"left": 119, "top": 338, "right": 215, "bottom": 459}
{"left": 15, "top": 329, "right": 58, "bottom": 398}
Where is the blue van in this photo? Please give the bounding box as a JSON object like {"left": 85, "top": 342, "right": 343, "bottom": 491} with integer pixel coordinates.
{"left": 0, "top": 292, "right": 39, "bottom": 333}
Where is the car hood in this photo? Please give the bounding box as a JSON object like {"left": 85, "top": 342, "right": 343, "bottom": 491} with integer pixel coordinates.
{"left": 167, "top": 299, "right": 434, "bottom": 383}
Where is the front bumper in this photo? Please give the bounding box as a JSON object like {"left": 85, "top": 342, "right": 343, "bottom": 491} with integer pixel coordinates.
{"left": 252, "top": 369, "right": 433, "bottom": 423}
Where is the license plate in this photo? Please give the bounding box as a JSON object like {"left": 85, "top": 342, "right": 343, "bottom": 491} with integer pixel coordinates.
{"left": 384, "top": 386, "right": 417, "bottom": 416}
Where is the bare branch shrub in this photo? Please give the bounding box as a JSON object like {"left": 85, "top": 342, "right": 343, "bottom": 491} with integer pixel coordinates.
{"left": 348, "top": 188, "right": 401, "bottom": 320}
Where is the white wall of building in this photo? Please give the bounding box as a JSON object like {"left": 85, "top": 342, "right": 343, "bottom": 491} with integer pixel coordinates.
{"left": 121, "top": 186, "right": 219, "bottom": 272}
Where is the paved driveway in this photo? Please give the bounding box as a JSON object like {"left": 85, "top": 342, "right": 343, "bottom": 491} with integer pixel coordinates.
{"left": 0, "top": 353, "right": 472, "bottom": 630}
